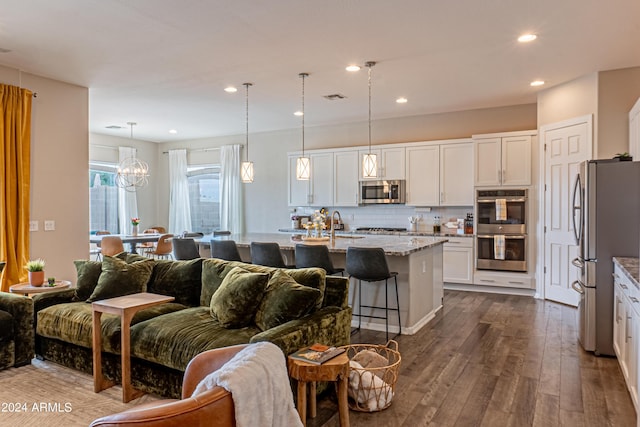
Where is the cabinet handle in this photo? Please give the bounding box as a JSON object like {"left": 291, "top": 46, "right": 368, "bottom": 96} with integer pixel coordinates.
{"left": 440, "top": 192, "right": 444, "bottom": 203}
{"left": 626, "top": 315, "right": 631, "bottom": 343}
{"left": 508, "top": 281, "right": 524, "bottom": 285}
{"left": 480, "top": 279, "right": 495, "bottom": 283}
{"left": 616, "top": 297, "right": 621, "bottom": 322}
{"left": 621, "top": 284, "right": 628, "bottom": 290}
{"left": 632, "top": 297, "right": 640, "bottom": 304}
{"left": 498, "top": 170, "right": 502, "bottom": 183}
{"left": 502, "top": 169, "right": 506, "bottom": 182}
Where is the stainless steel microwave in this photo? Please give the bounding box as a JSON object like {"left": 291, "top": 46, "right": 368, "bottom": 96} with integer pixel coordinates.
{"left": 359, "top": 180, "right": 406, "bottom": 204}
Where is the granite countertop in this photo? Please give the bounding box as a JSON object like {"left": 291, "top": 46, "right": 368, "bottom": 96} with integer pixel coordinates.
{"left": 205, "top": 232, "right": 448, "bottom": 256}
{"left": 614, "top": 257, "right": 640, "bottom": 287}
{"left": 278, "top": 228, "right": 474, "bottom": 238}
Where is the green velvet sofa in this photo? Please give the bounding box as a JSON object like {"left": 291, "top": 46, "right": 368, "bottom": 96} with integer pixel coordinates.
{"left": 0, "top": 291, "right": 34, "bottom": 370}
{"left": 33, "top": 255, "right": 352, "bottom": 398}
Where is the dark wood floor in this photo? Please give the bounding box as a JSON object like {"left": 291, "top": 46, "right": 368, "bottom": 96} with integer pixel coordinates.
{"left": 310, "top": 290, "right": 637, "bottom": 427}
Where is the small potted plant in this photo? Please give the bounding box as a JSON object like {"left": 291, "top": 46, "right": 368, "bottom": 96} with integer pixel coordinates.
{"left": 26, "top": 258, "right": 46, "bottom": 287}
{"left": 131, "top": 217, "right": 140, "bottom": 236}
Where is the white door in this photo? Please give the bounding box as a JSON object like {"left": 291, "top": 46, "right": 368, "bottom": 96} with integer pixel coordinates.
{"left": 542, "top": 116, "right": 592, "bottom": 306}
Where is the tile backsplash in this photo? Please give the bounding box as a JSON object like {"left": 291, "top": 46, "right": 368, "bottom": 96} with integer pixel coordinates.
{"left": 292, "top": 205, "right": 473, "bottom": 232}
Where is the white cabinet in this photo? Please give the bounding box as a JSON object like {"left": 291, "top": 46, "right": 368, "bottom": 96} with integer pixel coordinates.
{"left": 405, "top": 141, "right": 473, "bottom": 207}
{"left": 333, "top": 150, "right": 359, "bottom": 207}
{"left": 613, "top": 263, "right": 640, "bottom": 412}
{"left": 287, "top": 152, "right": 334, "bottom": 207}
{"left": 474, "top": 132, "right": 533, "bottom": 186}
{"left": 630, "top": 97, "right": 640, "bottom": 161}
{"left": 359, "top": 146, "right": 405, "bottom": 180}
{"left": 440, "top": 142, "right": 474, "bottom": 205}
{"left": 443, "top": 237, "right": 473, "bottom": 284}
{"left": 405, "top": 145, "right": 439, "bottom": 206}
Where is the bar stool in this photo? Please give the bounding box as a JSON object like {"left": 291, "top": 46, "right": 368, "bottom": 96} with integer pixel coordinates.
{"left": 211, "top": 239, "right": 242, "bottom": 261}
{"left": 346, "top": 247, "right": 401, "bottom": 342}
{"left": 250, "top": 242, "right": 295, "bottom": 268}
{"left": 295, "top": 244, "right": 344, "bottom": 276}
{"left": 172, "top": 238, "right": 201, "bottom": 260}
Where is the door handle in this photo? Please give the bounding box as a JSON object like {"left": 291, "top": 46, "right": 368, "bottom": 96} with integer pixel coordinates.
{"left": 571, "top": 257, "right": 584, "bottom": 269}
{"left": 571, "top": 280, "right": 584, "bottom": 294}
{"left": 571, "top": 173, "right": 583, "bottom": 246}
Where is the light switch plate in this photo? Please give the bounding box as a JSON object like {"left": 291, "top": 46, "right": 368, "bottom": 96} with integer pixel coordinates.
{"left": 44, "top": 220, "right": 55, "bottom": 231}
{"left": 29, "top": 221, "right": 38, "bottom": 231}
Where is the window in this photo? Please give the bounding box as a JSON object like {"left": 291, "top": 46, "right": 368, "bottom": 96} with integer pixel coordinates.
{"left": 187, "top": 166, "right": 220, "bottom": 234}
{"left": 89, "top": 162, "right": 119, "bottom": 234}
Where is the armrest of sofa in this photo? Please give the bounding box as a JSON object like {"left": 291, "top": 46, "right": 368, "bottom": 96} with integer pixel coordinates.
{"left": 250, "top": 305, "right": 352, "bottom": 356}
{"left": 322, "top": 276, "right": 349, "bottom": 309}
{"left": 0, "top": 292, "right": 34, "bottom": 366}
{"left": 32, "top": 288, "right": 76, "bottom": 313}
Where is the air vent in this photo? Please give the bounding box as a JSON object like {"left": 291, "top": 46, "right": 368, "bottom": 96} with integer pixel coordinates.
{"left": 105, "top": 125, "right": 125, "bottom": 129}
{"left": 323, "top": 93, "right": 347, "bottom": 100}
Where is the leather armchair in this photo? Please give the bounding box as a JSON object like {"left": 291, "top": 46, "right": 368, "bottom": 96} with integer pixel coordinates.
{"left": 90, "top": 344, "right": 248, "bottom": 427}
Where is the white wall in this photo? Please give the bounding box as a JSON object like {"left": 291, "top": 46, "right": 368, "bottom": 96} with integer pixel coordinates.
{"left": 0, "top": 65, "right": 88, "bottom": 283}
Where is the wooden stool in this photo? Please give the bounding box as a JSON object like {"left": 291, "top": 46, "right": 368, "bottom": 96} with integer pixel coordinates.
{"left": 287, "top": 352, "right": 350, "bottom": 427}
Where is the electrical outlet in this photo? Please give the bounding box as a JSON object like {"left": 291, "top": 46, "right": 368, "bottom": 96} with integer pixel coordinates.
{"left": 29, "top": 221, "right": 38, "bottom": 231}
{"left": 44, "top": 220, "right": 55, "bottom": 231}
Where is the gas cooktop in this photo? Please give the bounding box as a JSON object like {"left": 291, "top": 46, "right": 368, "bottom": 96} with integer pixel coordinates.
{"left": 356, "top": 227, "right": 407, "bottom": 232}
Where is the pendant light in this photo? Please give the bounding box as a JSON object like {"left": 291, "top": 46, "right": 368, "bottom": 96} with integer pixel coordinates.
{"left": 362, "top": 61, "right": 378, "bottom": 178}
{"left": 240, "top": 82, "right": 254, "bottom": 183}
{"left": 296, "top": 72, "right": 311, "bottom": 181}
{"left": 116, "top": 122, "right": 150, "bottom": 192}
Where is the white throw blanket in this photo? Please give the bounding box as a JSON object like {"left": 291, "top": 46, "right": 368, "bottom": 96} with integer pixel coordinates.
{"left": 348, "top": 360, "right": 394, "bottom": 411}
{"left": 192, "top": 342, "right": 303, "bottom": 427}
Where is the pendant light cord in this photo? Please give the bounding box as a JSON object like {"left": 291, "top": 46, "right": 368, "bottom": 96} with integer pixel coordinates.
{"left": 243, "top": 83, "right": 252, "bottom": 162}
{"left": 365, "top": 61, "right": 375, "bottom": 154}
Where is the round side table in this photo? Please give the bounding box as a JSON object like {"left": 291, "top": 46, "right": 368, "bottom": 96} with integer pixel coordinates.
{"left": 288, "top": 351, "right": 350, "bottom": 427}
{"left": 10, "top": 280, "right": 71, "bottom": 296}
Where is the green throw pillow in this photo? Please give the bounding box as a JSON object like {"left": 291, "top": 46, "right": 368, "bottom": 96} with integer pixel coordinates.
{"left": 148, "top": 259, "right": 203, "bottom": 306}
{"left": 87, "top": 256, "right": 154, "bottom": 302}
{"left": 72, "top": 260, "right": 103, "bottom": 301}
{"left": 255, "top": 270, "right": 321, "bottom": 331}
{"left": 209, "top": 266, "right": 269, "bottom": 328}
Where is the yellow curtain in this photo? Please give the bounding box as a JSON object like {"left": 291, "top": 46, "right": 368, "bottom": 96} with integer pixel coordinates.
{"left": 0, "top": 84, "right": 32, "bottom": 292}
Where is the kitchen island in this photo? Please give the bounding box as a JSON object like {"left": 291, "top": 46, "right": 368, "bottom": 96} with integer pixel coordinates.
{"left": 204, "top": 232, "right": 447, "bottom": 335}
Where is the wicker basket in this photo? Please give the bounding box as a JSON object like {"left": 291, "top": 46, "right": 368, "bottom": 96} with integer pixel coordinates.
{"left": 341, "top": 340, "right": 401, "bottom": 412}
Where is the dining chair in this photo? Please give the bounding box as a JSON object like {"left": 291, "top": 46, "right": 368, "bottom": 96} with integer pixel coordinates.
{"left": 295, "top": 244, "right": 344, "bottom": 276}
{"left": 149, "top": 226, "right": 167, "bottom": 233}
{"left": 147, "top": 234, "right": 174, "bottom": 259}
{"left": 213, "top": 230, "right": 231, "bottom": 236}
{"left": 90, "top": 230, "right": 111, "bottom": 261}
{"left": 138, "top": 228, "right": 160, "bottom": 255}
{"left": 172, "top": 238, "right": 201, "bottom": 260}
{"left": 250, "top": 242, "right": 294, "bottom": 268}
{"left": 100, "top": 236, "right": 125, "bottom": 257}
{"left": 210, "top": 240, "right": 242, "bottom": 262}
{"left": 182, "top": 232, "right": 204, "bottom": 238}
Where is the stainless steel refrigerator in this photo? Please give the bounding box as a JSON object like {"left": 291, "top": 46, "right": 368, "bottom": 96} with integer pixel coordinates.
{"left": 571, "top": 159, "right": 640, "bottom": 356}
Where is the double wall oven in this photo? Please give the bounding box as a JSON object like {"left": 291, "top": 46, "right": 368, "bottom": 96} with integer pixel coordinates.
{"left": 475, "top": 189, "right": 528, "bottom": 272}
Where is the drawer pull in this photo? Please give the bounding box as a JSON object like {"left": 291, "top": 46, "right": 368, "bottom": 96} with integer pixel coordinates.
{"left": 631, "top": 297, "right": 640, "bottom": 304}
{"left": 621, "top": 284, "right": 628, "bottom": 290}
{"left": 508, "top": 281, "right": 524, "bottom": 284}
{"left": 480, "top": 279, "right": 495, "bottom": 283}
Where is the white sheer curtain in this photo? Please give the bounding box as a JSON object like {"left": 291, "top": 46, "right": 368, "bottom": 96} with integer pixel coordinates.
{"left": 220, "top": 144, "right": 243, "bottom": 234}
{"left": 168, "top": 149, "right": 192, "bottom": 234}
{"left": 118, "top": 146, "right": 138, "bottom": 234}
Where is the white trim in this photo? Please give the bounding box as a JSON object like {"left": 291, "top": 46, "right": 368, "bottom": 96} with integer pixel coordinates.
{"left": 471, "top": 129, "right": 538, "bottom": 139}
{"left": 350, "top": 305, "right": 442, "bottom": 336}
{"left": 444, "top": 283, "right": 536, "bottom": 297}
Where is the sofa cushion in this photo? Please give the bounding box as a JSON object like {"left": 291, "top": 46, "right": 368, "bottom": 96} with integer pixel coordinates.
{"left": 210, "top": 267, "right": 269, "bottom": 328}
{"left": 87, "top": 256, "right": 154, "bottom": 302}
{"left": 36, "top": 301, "right": 187, "bottom": 353}
{"left": 130, "top": 307, "right": 260, "bottom": 371}
{"left": 254, "top": 270, "right": 321, "bottom": 331}
{"left": 72, "top": 260, "right": 102, "bottom": 302}
{"left": 147, "top": 259, "right": 203, "bottom": 306}
{"left": 201, "top": 259, "right": 238, "bottom": 307}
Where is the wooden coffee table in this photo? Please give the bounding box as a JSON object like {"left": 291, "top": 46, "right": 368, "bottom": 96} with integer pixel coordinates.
{"left": 92, "top": 292, "right": 175, "bottom": 403}
{"left": 288, "top": 350, "right": 350, "bottom": 426}
{"left": 10, "top": 280, "right": 72, "bottom": 296}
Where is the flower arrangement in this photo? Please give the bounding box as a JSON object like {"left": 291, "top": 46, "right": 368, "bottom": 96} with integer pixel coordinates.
{"left": 131, "top": 217, "right": 140, "bottom": 226}
{"left": 25, "top": 258, "right": 45, "bottom": 272}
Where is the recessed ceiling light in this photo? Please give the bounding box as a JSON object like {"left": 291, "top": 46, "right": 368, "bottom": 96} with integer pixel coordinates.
{"left": 530, "top": 80, "right": 545, "bottom": 87}
{"left": 396, "top": 97, "right": 408, "bottom": 104}
{"left": 346, "top": 65, "right": 361, "bottom": 72}
{"left": 168, "top": 129, "right": 178, "bottom": 134}
{"left": 224, "top": 86, "right": 238, "bottom": 93}
{"left": 518, "top": 34, "right": 537, "bottom": 43}
{"left": 294, "top": 111, "right": 304, "bottom": 116}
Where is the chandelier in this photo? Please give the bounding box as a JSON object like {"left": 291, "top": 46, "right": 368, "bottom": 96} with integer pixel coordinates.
{"left": 116, "top": 122, "right": 149, "bottom": 192}
{"left": 362, "top": 61, "right": 378, "bottom": 178}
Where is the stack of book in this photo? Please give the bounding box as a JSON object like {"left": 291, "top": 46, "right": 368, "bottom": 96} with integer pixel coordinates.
{"left": 289, "top": 343, "right": 346, "bottom": 365}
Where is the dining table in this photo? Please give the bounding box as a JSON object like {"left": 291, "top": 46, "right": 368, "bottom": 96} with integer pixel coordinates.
{"left": 89, "top": 233, "right": 161, "bottom": 255}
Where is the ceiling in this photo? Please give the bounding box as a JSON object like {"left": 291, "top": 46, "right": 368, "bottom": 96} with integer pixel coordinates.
{"left": 0, "top": 0, "right": 638, "bottom": 143}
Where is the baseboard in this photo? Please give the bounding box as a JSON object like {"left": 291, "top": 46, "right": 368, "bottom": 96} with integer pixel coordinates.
{"left": 444, "top": 283, "right": 536, "bottom": 297}
{"left": 350, "top": 305, "right": 442, "bottom": 336}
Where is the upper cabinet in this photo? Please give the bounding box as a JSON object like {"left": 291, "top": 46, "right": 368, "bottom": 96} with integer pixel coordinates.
{"left": 630, "top": 97, "right": 640, "bottom": 161}
{"left": 405, "top": 140, "right": 473, "bottom": 206}
{"left": 287, "top": 152, "right": 334, "bottom": 207}
{"left": 358, "top": 146, "right": 405, "bottom": 180}
{"left": 333, "top": 150, "right": 359, "bottom": 207}
{"left": 473, "top": 131, "right": 535, "bottom": 186}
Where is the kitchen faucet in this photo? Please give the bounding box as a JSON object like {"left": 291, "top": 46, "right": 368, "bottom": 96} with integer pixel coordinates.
{"left": 330, "top": 210, "right": 341, "bottom": 240}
